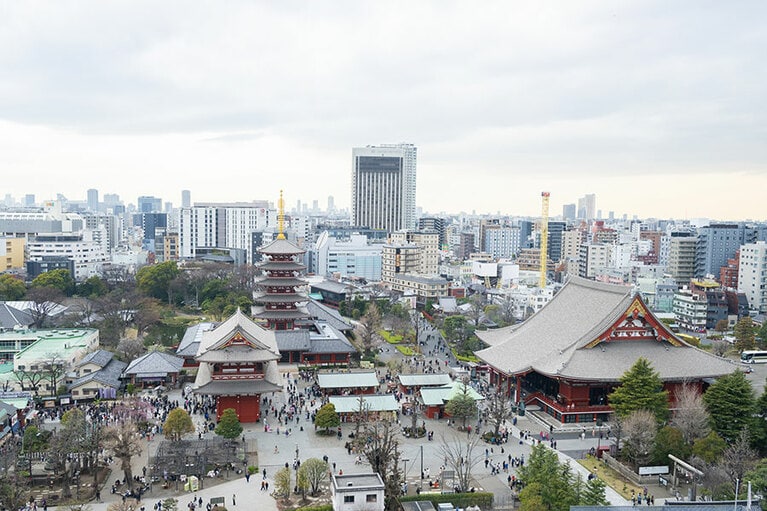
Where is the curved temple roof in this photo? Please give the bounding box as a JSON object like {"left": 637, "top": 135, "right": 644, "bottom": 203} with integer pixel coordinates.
{"left": 475, "top": 277, "right": 737, "bottom": 382}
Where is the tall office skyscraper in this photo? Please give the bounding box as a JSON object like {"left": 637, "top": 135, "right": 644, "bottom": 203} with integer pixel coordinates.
{"left": 351, "top": 143, "right": 417, "bottom": 232}
{"left": 87, "top": 189, "right": 99, "bottom": 212}
{"left": 181, "top": 190, "right": 191, "bottom": 208}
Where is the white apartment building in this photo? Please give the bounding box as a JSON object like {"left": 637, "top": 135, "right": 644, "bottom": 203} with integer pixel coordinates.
{"left": 179, "top": 202, "right": 276, "bottom": 264}
{"left": 26, "top": 231, "right": 109, "bottom": 280}
{"left": 578, "top": 243, "right": 611, "bottom": 279}
{"left": 738, "top": 241, "right": 767, "bottom": 314}
{"left": 314, "top": 232, "right": 383, "bottom": 281}
{"left": 389, "top": 230, "right": 439, "bottom": 275}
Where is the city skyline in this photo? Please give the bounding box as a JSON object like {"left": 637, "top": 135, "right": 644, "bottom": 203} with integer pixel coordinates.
{"left": 1, "top": 2, "right": 765, "bottom": 221}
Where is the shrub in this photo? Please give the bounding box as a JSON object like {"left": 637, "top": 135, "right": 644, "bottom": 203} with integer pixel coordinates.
{"left": 395, "top": 345, "right": 416, "bottom": 356}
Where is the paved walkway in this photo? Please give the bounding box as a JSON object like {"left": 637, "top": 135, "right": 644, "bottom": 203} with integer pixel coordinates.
{"left": 43, "top": 357, "right": 697, "bottom": 510}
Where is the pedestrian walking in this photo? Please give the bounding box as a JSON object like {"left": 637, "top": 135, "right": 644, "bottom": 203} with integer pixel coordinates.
{"left": 232, "top": 494, "right": 236, "bottom": 506}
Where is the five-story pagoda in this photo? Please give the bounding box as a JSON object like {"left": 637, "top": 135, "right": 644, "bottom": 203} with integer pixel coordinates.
{"left": 253, "top": 191, "right": 310, "bottom": 330}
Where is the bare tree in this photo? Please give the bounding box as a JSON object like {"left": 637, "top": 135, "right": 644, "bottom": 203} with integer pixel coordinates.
{"left": 13, "top": 369, "right": 46, "bottom": 396}
{"left": 621, "top": 410, "right": 657, "bottom": 469}
{"left": 357, "top": 302, "right": 382, "bottom": 355}
{"left": 671, "top": 384, "right": 710, "bottom": 444}
{"left": 467, "top": 293, "right": 485, "bottom": 327}
{"left": 0, "top": 440, "right": 28, "bottom": 511}
{"left": 104, "top": 422, "right": 143, "bottom": 493}
{"left": 719, "top": 430, "right": 757, "bottom": 484}
{"left": 711, "top": 340, "right": 729, "bottom": 358}
{"left": 498, "top": 293, "right": 516, "bottom": 326}
{"left": 358, "top": 420, "right": 402, "bottom": 511}
{"left": 439, "top": 433, "right": 483, "bottom": 492}
{"left": 296, "top": 458, "right": 328, "bottom": 496}
{"left": 25, "top": 287, "right": 64, "bottom": 328}
{"left": 116, "top": 338, "right": 146, "bottom": 362}
{"left": 41, "top": 353, "right": 68, "bottom": 396}
{"left": 132, "top": 297, "right": 163, "bottom": 336}
{"left": 485, "top": 388, "right": 513, "bottom": 437}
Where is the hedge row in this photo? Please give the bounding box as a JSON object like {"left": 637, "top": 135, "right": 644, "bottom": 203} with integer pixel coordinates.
{"left": 400, "top": 491, "right": 493, "bottom": 509}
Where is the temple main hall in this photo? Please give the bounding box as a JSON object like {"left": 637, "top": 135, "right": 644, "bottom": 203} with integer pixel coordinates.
{"left": 475, "top": 277, "right": 739, "bottom": 425}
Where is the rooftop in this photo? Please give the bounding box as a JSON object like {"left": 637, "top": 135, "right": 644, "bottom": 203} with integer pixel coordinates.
{"left": 318, "top": 371, "right": 379, "bottom": 389}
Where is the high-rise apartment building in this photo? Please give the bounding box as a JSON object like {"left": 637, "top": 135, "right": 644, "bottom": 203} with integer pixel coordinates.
{"left": 179, "top": 202, "right": 275, "bottom": 264}
{"left": 667, "top": 232, "right": 697, "bottom": 286}
{"left": 562, "top": 203, "right": 576, "bottom": 221}
{"left": 738, "top": 241, "right": 767, "bottom": 314}
{"left": 351, "top": 143, "right": 417, "bottom": 232}
{"left": 695, "top": 224, "right": 757, "bottom": 278}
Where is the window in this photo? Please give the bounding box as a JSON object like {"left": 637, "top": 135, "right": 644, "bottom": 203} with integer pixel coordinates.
{"left": 366, "top": 495, "right": 377, "bottom": 503}
{"left": 344, "top": 496, "right": 355, "bottom": 503}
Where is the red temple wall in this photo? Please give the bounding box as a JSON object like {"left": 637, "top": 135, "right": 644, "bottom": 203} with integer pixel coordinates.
{"left": 217, "top": 395, "right": 261, "bottom": 423}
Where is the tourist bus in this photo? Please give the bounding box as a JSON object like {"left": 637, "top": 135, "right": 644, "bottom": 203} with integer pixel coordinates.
{"left": 740, "top": 350, "right": 767, "bottom": 364}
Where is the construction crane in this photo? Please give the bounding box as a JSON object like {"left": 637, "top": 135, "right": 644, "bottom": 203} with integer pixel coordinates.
{"left": 539, "top": 191, "right": 550, "bottom": 288}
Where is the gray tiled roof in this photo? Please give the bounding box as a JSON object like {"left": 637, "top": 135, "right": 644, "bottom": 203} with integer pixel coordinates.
{"left": 0, "top": 303, "right": 33, "bottom": 330}
{"left": 555, "top": 340, "right": 738, "bottom": 382}
{"left": 196, "top": 345, "right": 282, "bottom": 363}
{"left": 476, "top": 277, "right": 736, "bottom": 382}
{"left": 275, "top": 330, "right": 311, "bottom": 351}
{"left": 258, "top": 238, "right": 306, "bottom": 255}
{"left": 69, "top": 359, "right": 127, "bottom": 390}
{"left": 307, "top": 322, "right": 356, "bottom": 354}
{"left": 197, "top": 308, "right": 280, "bottom": 358}
{"left": 195, "top": 378, "right": 283, "bottom": 396}
{"left": 176, "top": 322, "right": 216, "bottom": 358}
{"left": 304, "top": 300, "right": 352, "bottom": 332}
{"left": 311, "top": 280, "right": 349, "bottom": 294}
{"left": 124, "top": 351, "right": 184, "bottom": 376}
{"left": 476, "top": 277, "right": 632, "bottom": 374}
{"left": 76, "top": 349, "right": 114, "bottom": 369}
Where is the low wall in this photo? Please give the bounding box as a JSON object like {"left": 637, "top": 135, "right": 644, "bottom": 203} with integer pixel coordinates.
{"left": 602, "top": 454, "right": 659, "bottom": 486}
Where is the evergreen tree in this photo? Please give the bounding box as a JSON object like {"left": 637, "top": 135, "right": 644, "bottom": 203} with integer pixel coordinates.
{"left": 445, "top": 380, "right": 478, "bottom": 429}
{"left": 608, "top": 357, "right": 669, "bottom": 423}
{"left": 691, "top": 431, "right": 727, "bottom": 464}
{"left": 702, "top": 370, "right": 756, "bottom": 443}
{"left": 315, "top": 403, "right": 340, "bottom": 434}
{"left": 733, "top": 316, "right": 756, "bottom": 352}
{"left": 517, "top": 444, "right": 579, "bottom": 511}
{"left": 215, "top": 408, "right": 243, "bottom": 440}
{"left": 650, "top": 426, "right": 690, "bottom": 465}
{"left": 580, "top": 477, "right": 609, "bottom": 506}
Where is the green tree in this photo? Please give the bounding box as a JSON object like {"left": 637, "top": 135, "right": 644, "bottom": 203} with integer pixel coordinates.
{"left": 757, "top": 322, "right": 767, "bottom": 348}
{"left": 31, "top": 269, "right": 75, "bottom": 296}
{"left": 215, "top": 408, "right": 243, "bottom": 440}
{"left": 733, "top": 316, "right": 756, "bottom": 352}
{"left": 580, "top": 477, "right": 609, "bottom": 506}
{"left": 274, "top": 466, "right": 292, "bottom": 500}
{"left": 744, "top": 458, "right": 767, "bottom": 498}
{"left": 703, "top": 370, "right": 756, "bottom": 443}
{"left": 608, "top": 357, "right": 669, "bottom": 423}
{"left": 692, "top": 431, "right": 727, "bottom": 464}
{"left": 21, "top": 425, "right": 50, "bottom": 453}
{"left": 517, "top": 444, "right": 579, "bottom": 511}
{"left": 163, "top": 408, "right": 195, "bottom": 441}
{"left": 76, "top": 276, "right": 109, "bottom": 298}
{"left": 650, "top": 426, "right": 690, "bottom": 465}
{"left": 136, "top": 261, "right": 180, "bottom": 303}
{"left": 445, "top": 380, "right": 478, "bottom": 429}
{"left": 0, "top": 274, "right": 26, "bottom": 300}
{"left": 315, "top": 403, "right": 340, "bottom": 434}
{"left": 296, "top": 458, "right": 328, "bottom": 496}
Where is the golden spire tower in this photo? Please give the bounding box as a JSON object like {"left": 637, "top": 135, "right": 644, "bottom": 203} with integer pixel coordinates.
{"left": 277, "top": 189, "right": 286, "bottom": 240}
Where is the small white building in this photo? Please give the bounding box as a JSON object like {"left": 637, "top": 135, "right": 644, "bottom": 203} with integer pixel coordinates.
{"left": 331, "top": 473, "right": 385, "bottom": 511}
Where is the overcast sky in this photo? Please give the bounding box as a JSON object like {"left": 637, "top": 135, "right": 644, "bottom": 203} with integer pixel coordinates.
{"left": 1, "top": 1, "right": 765, "bottom": 220}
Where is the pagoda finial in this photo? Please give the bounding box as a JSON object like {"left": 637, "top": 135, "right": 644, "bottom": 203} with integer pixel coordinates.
{"left": 277, "top": 189, "right": 286, "bottom": 240}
